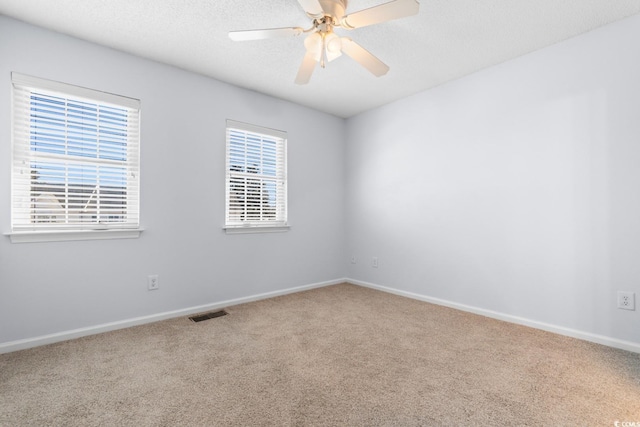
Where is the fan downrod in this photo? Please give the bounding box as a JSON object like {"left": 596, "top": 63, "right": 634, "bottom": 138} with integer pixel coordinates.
{"left": 316, "top": 0, "right": 348, "bottom": 20}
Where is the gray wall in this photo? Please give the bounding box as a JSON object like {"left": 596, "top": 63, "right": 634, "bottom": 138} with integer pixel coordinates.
{"left": 0, "top": 17, "right": 346, "bottom": 345}
{"left": 345, "top": 13, "right": 640, "bottom": 345}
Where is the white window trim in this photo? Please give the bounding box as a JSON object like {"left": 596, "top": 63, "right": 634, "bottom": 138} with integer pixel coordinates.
{"left": 9, "top": 73, "right": 141, "bottom": 243}
{"left": 223, "top": 225, "right": 290, "bottom": 235}
{"left": 224, "top": 120, "right": 288, "bottom": 233}
{"left": 6, "top": 228, "right": 143, "bottom": 244}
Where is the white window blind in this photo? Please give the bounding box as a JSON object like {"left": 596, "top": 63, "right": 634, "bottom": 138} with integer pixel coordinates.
{"left": 225, "top": 120, "right": 287, "bottom": 229}
{"left": 11, "top": 73, "right": 141, "bottom": 232}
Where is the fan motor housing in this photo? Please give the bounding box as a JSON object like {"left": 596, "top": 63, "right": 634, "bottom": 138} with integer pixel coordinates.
{"left": 318, "top": 0, "right": 347, "bottom": 20}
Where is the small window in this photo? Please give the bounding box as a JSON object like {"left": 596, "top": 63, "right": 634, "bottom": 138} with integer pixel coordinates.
{"left": 225, "top": 120, "right": 287, "bottom": 231}
{"left": 11, "top": 73, "right": 141, "bottom": 234}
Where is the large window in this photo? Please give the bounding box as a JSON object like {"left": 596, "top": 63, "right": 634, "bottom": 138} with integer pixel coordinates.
{"left": 11, "top": 73, "right": 140, "bottom": 238}
{"left": 225, "top": 120, "right": 287, "bottom": 231}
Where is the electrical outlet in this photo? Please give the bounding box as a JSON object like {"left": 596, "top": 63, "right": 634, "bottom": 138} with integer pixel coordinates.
{"left": 617, "top": 291, "right": 635, "bottom": 310}
{"left": 350, "top": 256, "right": 356, "bottom": 264}
{"left": 372, "top": 257, "right": 379, "bottom": 268}
{"left": 148, "top": 275, "right": 159, "bottom": 291}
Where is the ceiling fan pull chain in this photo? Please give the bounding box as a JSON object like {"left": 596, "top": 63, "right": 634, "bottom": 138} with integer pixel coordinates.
{"left": 320, "top": 33, "right": 328, "bottom": 68}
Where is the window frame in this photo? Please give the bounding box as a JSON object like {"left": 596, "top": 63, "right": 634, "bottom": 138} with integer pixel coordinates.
{"left": 224, "top": 120, "right": 288, "bottom": 234}
{"left": 8, "top": 73, "right": 142, "bottom": 243}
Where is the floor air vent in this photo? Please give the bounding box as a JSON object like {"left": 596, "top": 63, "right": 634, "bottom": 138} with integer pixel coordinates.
{"left": 189, "top": 310, "right": 228, "bottom": 323}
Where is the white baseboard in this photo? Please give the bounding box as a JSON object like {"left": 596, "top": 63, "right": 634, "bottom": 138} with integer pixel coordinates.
{"left": 0, "top": 278, "right": 345, "bottom": 354}
{"left": 5, "top": 278, "right": 637, "bottom": 355}
{"left": 347, "top": 278, "right": 640, "bottom": 354}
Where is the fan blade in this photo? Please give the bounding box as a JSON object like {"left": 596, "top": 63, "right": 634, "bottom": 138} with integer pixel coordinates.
{"left": 229, "top": 27, "right": 303, "bottom": 41}
{"left": 297, "top": 0, "right": 324, "bottom": 16}
{"left": 340, "top": 38, "right": 389, "bottom": 77}
{"left": 295, "top": 53, "right": 318, "bottom": 85}
{"left": 341, "top": 0, "right": 419, "bottom": 29}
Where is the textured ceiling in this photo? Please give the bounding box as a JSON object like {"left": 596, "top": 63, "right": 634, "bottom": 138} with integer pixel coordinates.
{"left": 1, "top": 0, "right": 640, "bottom": 118}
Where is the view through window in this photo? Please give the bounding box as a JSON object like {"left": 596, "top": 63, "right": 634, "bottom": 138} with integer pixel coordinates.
{"left": 225, "top": 120, "right": 287, "bottom": 229}
{"left": 11, "top": 73, "right": 140, "bottom": 232}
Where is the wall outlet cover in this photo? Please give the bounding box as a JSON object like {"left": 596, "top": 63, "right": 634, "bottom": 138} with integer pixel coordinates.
{"left": 617, "top": 291, "right": 635, "bottom": 310}
{"left": 148, "top": 275, "right": 159, "bottom": 290}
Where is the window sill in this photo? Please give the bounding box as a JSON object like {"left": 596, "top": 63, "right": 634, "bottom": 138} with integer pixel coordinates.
{"left": 6, "top": 228, "right": 144, "bottom": 243}
{"left": 224, "top": 225, "right": 290, "bottom": 235}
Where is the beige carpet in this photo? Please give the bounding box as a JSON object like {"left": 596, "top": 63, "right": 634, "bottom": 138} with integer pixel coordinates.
{"left": 1, "top": 283, "right": 639, "bottom": 426}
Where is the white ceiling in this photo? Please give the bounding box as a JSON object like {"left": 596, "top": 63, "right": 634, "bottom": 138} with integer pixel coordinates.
{"left": 1, "top": 0, "right": 640, "bottom": 118}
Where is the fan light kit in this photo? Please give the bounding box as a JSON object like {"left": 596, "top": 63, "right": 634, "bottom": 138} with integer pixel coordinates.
{"left": 229, "top": 0, "right": 420, "bottom": 84}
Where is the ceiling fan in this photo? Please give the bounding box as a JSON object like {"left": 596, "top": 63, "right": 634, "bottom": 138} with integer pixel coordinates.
{"left": 228, "top": 0, "right": 420, "bottom": 84}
